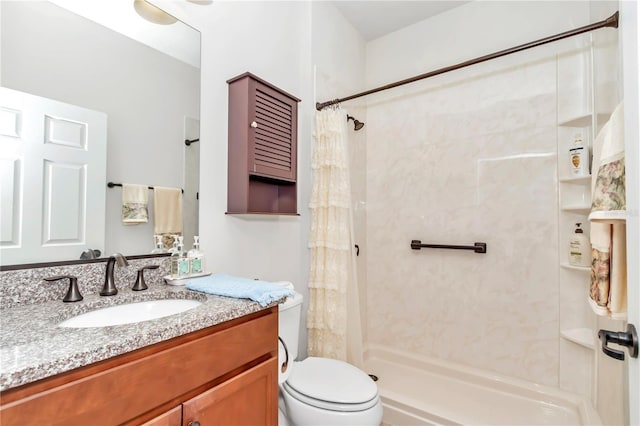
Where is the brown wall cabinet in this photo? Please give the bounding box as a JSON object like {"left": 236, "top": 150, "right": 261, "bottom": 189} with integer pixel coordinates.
{"left": 227, "top": 72, "right": 300, "bottom": 215}
{"left": 0, "top": 308, "right": 278, "bottom": 426}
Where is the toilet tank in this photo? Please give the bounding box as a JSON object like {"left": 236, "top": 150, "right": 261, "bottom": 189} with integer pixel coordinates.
{"left": 278, "top": 292, "right": 303, "bottom": 384}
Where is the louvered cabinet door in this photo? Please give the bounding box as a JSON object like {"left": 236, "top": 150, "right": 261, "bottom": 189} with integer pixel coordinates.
{"left": 249, "top": 80, "right": 297, "bottom": 182}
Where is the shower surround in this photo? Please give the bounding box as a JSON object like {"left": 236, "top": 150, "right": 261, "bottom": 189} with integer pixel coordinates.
{"left": 364, "top": 58, "right": 560, "bottom": 386}
{"left": 310, "top": 2, "right": 620, "bottom": 422}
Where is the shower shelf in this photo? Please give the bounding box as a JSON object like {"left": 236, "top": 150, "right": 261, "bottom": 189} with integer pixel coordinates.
{"left": 558, "top": 114, "right": 591, "bottom": 128}
{"left": 560, "top": 262, "right": 590, "bottom": 272}
{"left": 559, "top": 175, "right": 591, "bottom": 184}
{"left": 561, "top": 328, "right": 595, "bottom": 350}
{"left": 560, "top": 204, "right": 591, "bottom": 213}
{"left": 558, "top": 113, "right": 610, "bottom": 128}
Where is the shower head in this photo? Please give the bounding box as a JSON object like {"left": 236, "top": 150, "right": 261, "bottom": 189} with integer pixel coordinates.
{"left": 346, "top": 115, "right": 365, "bottom": 131}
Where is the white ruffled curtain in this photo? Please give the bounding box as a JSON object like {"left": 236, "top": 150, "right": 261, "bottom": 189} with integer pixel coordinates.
{"left": 307, "top": 107, "right": 363, "bottom": 367}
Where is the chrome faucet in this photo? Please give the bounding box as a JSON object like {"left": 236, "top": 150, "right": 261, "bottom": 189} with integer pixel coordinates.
{"left": 100, "top": 253, "right": 129, "bottom": 296}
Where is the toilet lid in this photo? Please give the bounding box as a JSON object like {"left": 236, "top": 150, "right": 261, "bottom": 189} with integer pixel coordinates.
{"left": 284, "top": 357, "right": 378, "bottom": 410}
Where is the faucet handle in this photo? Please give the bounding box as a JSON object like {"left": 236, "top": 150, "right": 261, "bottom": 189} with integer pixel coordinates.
{"left": 132, "top": 265, "right": 160, "bottom": 291}
{"left": 44, "top": 275, "right": 83, "bottom": 303}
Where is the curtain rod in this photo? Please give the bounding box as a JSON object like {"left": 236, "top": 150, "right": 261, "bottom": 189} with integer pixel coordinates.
{"left": 316, "top": 11, "right": 619, "bottom": 111}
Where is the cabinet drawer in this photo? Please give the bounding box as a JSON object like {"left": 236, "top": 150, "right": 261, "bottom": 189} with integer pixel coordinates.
{"left": 0, "top": 310, "right": 277, "bottom": 425}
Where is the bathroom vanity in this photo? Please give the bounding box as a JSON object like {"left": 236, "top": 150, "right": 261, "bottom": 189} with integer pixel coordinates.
{"left": 0, "top": 284, "right": 279, "bottom": 425}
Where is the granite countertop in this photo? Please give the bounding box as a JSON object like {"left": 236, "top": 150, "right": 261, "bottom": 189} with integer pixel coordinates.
{"left": 0, "top": 284, "right": 275, "bottom": 391}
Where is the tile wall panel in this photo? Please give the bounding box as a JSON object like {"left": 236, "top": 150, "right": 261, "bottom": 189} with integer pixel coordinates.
{"left": 365, "top": 58, "right": 560, "bottom": 386}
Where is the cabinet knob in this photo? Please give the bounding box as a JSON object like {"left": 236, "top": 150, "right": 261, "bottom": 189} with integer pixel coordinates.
{"left": 250, "top": 121, "right": 258, "bottom": 128}
{"left": 188, "top": 421, "right": 201, "bottom": 426}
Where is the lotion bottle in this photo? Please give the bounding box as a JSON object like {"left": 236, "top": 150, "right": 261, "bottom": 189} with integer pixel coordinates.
{"left": 569, "top": 133, "right": 589, "bottom": 176}
{"left": 569, "top": 223, "right": 591, "bottom": 267}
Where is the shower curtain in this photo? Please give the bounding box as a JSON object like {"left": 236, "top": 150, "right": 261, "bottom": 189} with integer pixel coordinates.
{"left": 307, "top": 107, "right": 363, "bottom": 367}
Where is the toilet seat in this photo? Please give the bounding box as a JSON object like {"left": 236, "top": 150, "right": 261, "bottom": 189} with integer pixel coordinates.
{"left": 283, "top": 357, "right": 379, "bottom": 412}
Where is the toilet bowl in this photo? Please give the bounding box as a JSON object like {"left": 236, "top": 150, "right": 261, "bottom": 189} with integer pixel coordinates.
{"left": 276, "top": 286, "right": 382, "bottom": 426}
{"left": 280, "top": 357, "right": 382, "bottom": 426}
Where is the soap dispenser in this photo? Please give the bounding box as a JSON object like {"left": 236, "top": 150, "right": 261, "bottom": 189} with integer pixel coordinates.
{"left": 151, "top": 235, "right": 165, "bottom": 254}
{"left": 170, "top": 237, "right": 189, "bottom": 279}
{"left": 569, "top": 223, "right": 591, "bottom": 267}
{"left": 176, "top": 237, "right": 190, "bottom": 278}
{"left": 170, "top": 243, "right": 181, "bottom": 278}
{"left": 187, "top": 236, "right": 205, "bottom": 275}
{"left": 167, "top": 235, "right": 179, "bottom": 255}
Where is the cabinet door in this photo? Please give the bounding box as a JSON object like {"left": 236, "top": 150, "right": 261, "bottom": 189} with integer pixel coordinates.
{"left": 182, "top": 358, "right": 278, "bottom": 426}
{"left": 249, "top": 80, "right": 298, "bottom": 182}
{"left": 141, "top": 406, "right": 182, "bottom": 426}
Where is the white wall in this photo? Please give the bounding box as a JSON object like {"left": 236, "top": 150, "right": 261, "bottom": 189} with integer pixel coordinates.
{"left": 312, "top": 1, "right": 367, "bottom": 103}
{"left": 1, "top": 1, "right": 199, "bottom": 257}
{"left": 154, "top": 0, "right": 314, "bottom": 358}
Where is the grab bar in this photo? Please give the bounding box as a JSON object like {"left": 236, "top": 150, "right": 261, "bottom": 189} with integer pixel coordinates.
{"left": 410, "top": 240, "right": 487, "bottom": 254}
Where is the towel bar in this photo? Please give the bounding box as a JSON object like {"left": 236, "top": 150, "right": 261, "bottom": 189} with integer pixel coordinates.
{"left": 410, "top": 240, "right": 487, "bottom": 254}
{"left": 107, "top": 182, "right": 183, "bottom": 194}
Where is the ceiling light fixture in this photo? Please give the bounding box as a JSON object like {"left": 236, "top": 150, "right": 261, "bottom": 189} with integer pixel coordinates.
{"left": 133, "top": 0, "right": 178, "bottom": 25}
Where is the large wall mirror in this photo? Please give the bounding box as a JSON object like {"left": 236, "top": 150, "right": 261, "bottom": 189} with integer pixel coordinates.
{"left": 0, "top": 0, "right": 201, "bottom": 267}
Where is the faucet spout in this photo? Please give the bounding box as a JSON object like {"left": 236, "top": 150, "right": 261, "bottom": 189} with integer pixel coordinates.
{"left": 100, "top": 253, "right": 129, "bottom": 296}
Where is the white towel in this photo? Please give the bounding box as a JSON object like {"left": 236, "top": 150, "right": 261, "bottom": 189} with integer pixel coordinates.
{"left": 153, "top": 186, "right": 182, "bottom": 235}
{"left": 122, "top": 184, "right": 148, "bottom": 224}
{"left": 588, "top": 102, "right": 626, "bottom": 319}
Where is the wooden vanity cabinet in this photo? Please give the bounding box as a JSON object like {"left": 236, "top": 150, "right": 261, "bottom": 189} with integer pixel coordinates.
{"left": 0, "top": 308, "right": 278, "bottom": 426}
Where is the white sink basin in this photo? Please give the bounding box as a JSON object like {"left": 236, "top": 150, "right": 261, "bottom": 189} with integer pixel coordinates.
{"left": 58, "top": 299, "right": 202, "bottom": 328}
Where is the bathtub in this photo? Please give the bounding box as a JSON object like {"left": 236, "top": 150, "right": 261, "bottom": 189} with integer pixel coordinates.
{"left": 363, "top": 345, "right": 601, "bottom": 425}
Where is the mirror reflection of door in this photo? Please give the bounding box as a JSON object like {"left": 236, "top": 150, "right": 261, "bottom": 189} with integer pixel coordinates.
{"left": 0, "top": 87, "right": 107, "bottom": 265}
{"left": 1, "top": 1, "right": 200, "bottom": 265}
{"left": 183, "top": 117, "right": 200, "bottom": 251}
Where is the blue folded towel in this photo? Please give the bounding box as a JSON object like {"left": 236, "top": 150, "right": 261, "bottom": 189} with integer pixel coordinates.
{"left": 185, "top": 273, "right": 295, "bottom": 306}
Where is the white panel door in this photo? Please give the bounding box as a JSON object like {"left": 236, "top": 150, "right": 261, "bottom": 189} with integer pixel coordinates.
{"left": 0, "top": 87, "right": 107, "bottom": 265}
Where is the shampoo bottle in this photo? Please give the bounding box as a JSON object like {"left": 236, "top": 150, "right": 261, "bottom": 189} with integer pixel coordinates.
{"left": 569, "top": 133, "right": 589, "bottom": 176}
{"left": 187, "top": 236, "right": 205, "bottom": 275}
{"left": 569, "top": 223, "right": 591, "bottom": 267}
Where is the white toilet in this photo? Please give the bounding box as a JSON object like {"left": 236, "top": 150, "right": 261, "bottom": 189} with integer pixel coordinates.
{"left": 277, "top": 290, "right": 383, "bottom": 426}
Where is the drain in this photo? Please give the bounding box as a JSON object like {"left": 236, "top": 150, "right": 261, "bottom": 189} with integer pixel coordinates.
{"left": 369, "top": 374, "right": 378, "bottom": 382}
